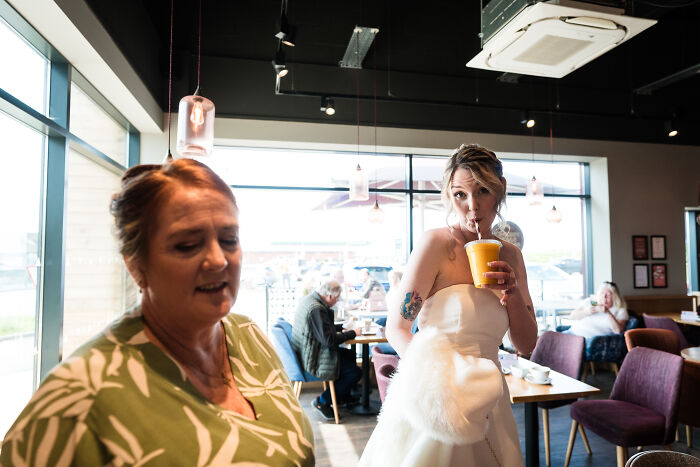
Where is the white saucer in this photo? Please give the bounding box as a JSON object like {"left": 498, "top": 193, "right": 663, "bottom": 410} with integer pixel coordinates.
{"left": 525, "top": 374, "right": 552, "bottom": 385}
{"left": 501, "top": 367, "right": 511, "bottom": 375}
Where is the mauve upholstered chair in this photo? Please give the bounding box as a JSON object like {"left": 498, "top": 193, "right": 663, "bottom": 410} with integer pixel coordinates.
{"left": 376, "top": 363, "right": 396, "bottom": 403}
{"left": 624, "top": 328, "right": 681, "bottom": 355}
{"left": 643, "top": 313, "right": 690, "bottom": 349}
{"left": 531, "top": 331, "right": 591, "bottom": 466}
{"left": 371, "top": 345, "right": 399, "bottom": 378}
{"left": 679, "top": 360, "right": 700, "bottom": 448}
{"left": 269, "top": 318, "right": 340, "bottom": 424}
{"left": 625, "top": 450, "right": 700, "bottom": 466}
{"left": 564, "top": 347, "right": 684, "bottom": 467}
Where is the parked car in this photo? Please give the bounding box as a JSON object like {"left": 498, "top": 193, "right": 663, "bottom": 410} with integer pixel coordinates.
{"left": 526, "top": 263, "right": 584, "bottom": 302}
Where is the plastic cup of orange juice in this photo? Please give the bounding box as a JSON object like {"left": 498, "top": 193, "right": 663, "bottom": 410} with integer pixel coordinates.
{"left": 465, "top": 239, "right": 502, "bottom": 288}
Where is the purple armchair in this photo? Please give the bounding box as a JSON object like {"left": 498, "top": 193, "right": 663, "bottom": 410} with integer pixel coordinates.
{"left": 376, "top": 363, "right": 396, "bottom": 403}
{"left": 679, "top": 360, "right": 700, "bottom": 448}
{"left": 564, "top": 347, "right": 684, "bottom": 467}
{"left": 642, "top": 313, "right": 690, "bottom": 349}
{"left": 530, "top": 331, "right": 591, "bottom": 466}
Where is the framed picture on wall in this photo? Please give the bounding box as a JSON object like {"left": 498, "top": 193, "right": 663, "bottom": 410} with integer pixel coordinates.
{"left": 650, "top": 235, "right": 666, "bottom": 260}
{"left": 634, "top": 264, "right": 649, "bottom": 288}
{"left": 632, "top": 235, "right": 648, "bottom": 260}
{"left": 652, "top": 263, "right": 667, "bottom": 288}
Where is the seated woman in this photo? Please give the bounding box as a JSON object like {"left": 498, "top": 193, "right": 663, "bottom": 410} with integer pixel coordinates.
{"left": 566, "top": 281, "right": 628, "bottom": 338}
{"left": 1, "top": 159, "right": 314, "bottom": 465}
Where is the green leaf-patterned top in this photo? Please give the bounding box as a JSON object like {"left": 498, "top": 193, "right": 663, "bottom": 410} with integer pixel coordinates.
{"left": 1, "top": 309, "right": 314, "bottom": 466}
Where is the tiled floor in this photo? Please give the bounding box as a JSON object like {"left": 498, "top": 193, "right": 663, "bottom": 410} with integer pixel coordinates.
{"left": 302, "top": 369, "right": 700, "bottom": 467}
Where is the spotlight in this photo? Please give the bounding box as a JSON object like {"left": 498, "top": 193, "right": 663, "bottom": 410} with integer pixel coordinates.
{"left": 275, "top": 14, "right": 296, "bottom": 47}
{"left": 272, "top": 46, "right": 288, "bottom": 77}
{"left": 665, "top": 120, "right": 678, "bottom": 137}
{"left": 520, "top": 110, "right": 535, "bottom": 128}
{"left": 320, "top": 97, "right": 335, "bottom": 116}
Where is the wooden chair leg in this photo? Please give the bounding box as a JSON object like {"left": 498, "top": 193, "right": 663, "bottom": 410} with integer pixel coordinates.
{"left": 676, "top": 425, "right": 680, "bottom": 442}
{"left": 293, "top": 381, "right": 302, "bottom": 399}
{"left": 564, "top": 420, "right": 578, "bottom": 467}
{"left": 582, "top": 363, "right": 589, "bottom": 381}
{"left": 687, "top": 425, "right": 693, "bottom": 448}
{"left": 590, "top": 362, "right": 596, "bottom": 376}
{"left": 328, "top": 381, "right": 340, "bottom": 424}
{"left": 578, "top": 425, "right": 592, "bottom": 455}
{"left": 542, "top": 408, "right": 550, "bottom": 467}
{"left": 616, "top": 446, "right": 628, "bottom": 467}
{"left": 611, "top": 362, "right": 619, "bottom": 376}
{"left": 322, "top": 381, "right": 328, "bottom": 391}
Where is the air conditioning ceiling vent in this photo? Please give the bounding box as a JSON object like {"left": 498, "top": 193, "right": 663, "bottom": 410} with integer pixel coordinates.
{"left": 467, "top": 0, "right": 656, "bottom": 78}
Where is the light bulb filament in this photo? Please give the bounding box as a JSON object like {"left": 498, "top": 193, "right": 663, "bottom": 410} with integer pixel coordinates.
{"left": 190, "top": 101, "right": 205, "bottom": 132}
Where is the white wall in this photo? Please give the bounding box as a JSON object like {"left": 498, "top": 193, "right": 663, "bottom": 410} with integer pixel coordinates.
{"left": 141, "top": 116, "right": 700, "bottom": 296}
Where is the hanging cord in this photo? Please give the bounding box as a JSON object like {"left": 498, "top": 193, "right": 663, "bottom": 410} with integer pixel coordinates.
{"left": 356, "top": 29, "right": 360, "bottom": 157}
{"left": 373, "top": 41, "right": 378, "bottom": 202}
{"left": 196, "top": 0, "right": 202, "bottom": 93}
{"left": 166, "top": 0, "right": 174, "bottom": 161}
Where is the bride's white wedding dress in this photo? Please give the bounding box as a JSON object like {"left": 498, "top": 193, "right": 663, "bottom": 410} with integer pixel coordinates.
{"left": 359, "top": 284, "right": 523, "bottom": 467}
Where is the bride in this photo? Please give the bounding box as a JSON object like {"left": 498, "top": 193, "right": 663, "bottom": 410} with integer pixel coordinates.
{"left": 359, "top": 144, "right": 537, "bottom": 467}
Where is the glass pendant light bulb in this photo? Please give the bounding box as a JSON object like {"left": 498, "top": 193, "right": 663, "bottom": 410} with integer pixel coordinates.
{"left": 368, "top": 200, "right": 384, "bottom": 224}
{"left": 349, "top": 164, "right": 369, "bottom": 201}
{"left": 177, "top": 90, "right": 215, "bottom": 157}
{"left": 525, "top": 175, "right": 544, "bottom": 205}
{"left": 547, "top": 205, "right": 563, "bottom": 223}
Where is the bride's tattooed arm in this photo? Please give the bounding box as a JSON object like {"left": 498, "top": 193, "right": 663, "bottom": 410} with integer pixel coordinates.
{"left": 401, "top": 291, "right": 423, "bottom": 321}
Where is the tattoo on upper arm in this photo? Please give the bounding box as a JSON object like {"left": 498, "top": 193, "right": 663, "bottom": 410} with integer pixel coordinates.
{"left": 401, "top": 291, "right": 423, "bottom": 321}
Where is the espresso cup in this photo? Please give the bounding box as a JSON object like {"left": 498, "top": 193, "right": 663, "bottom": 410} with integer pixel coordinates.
{"left": 530, "top": 365, "right": 550, "bottom": 383}
{"left": 510, "top": 364, "right": 529, "bottom": 379}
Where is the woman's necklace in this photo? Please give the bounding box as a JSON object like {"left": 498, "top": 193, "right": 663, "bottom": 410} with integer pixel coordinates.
{"left": 145, "top": 318, "right": 232, "bottom": 388}
{"left": 187, "top": 322, "right": 232, "bottom": 388}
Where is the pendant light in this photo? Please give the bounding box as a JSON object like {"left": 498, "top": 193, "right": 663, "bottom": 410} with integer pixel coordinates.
{"left": 525, "top": 127, "right": 543, "bottom": 205}
{"left": 368, "top": 42, "right": 383, "bottom": 224}
{"left": 177, "top": 0, "right": 215, "bottom": 157}
{"left": 547, "top": 113, "right": 562, "bottom": 223}
{"left": 349, "top": 29, "right": 368, "bottom": 201}
{"left": 164, "top": 0, "right": 175, "bottom": 163}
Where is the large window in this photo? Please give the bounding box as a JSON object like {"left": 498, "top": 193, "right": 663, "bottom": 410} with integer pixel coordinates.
{"left": 0, "top": 112, "right": 44, "bottom": 437}
{"left": 205, "top": 147, "right": 590, "bottom": 332}
{"left": 63, "top": 149, "right": 136, "bottom": 358}
{"left": 0, "top": 1, "right": 138, "bottom": 437}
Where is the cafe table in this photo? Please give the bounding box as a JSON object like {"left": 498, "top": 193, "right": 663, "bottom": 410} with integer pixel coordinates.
{"left": 346, "top": 333, "right": 388, "bottom": 415}
{"left": 503, "top": 353, "right": 600, "bottom": 467}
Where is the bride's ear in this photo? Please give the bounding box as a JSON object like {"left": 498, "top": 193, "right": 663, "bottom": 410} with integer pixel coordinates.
{"left": 501, "top": 177, "right": 507, "bottom": 192}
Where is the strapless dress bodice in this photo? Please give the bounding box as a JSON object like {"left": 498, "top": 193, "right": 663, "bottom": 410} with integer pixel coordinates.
{"left": 418, "top": 284, "right": 509, "bottom": 361}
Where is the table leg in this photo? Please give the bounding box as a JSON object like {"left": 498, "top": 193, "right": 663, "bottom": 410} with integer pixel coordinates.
{"left": 351, "top": 343, "right": 381, "bottom": 415}
{"left": 524, "top": 402, "right": 540, "bottom": 467}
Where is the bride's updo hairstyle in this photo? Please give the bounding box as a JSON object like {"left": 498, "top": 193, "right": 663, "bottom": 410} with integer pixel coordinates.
{"left": 441, "top": 144, "right": 506, "bottom": 221}
{"left": 111, "top": 158, "right": 236, "bottom": 264}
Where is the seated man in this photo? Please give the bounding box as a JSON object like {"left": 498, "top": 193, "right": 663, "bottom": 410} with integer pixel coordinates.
{"left": 292, "top": 280, "right": 363, "bottom": 420}
{"left": 359, "top": 268, "right": 383, "bottom": 299}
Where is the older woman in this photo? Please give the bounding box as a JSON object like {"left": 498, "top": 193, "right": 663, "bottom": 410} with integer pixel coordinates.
{"left": 1, "top": 159, "right": 314, "bottom": 465}
{"left": 360, "top": 144, "right": 537, "bottom": 467}
{"left": 567, "top": 281, "right": 628, "bottom": 338}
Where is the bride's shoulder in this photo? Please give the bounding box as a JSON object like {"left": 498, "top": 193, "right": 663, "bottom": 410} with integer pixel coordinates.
{"left": 415, "top": 227, "right": 454, "bottom": 249}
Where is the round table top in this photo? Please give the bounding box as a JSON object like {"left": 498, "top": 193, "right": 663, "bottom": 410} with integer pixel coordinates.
{"left": 681, "top": 346, "right": 700, "bottom": 363}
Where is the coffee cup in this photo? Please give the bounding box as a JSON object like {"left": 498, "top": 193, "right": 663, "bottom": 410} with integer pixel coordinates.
{"left": 510, "top": 364, "right": 529, "bottom": 379}
{"left": 529, "top": 365, "right": 550, "bottom": 383}
{"left": 364, "top": 319, "right": 372, "bottom": 333}
{"left": 464, "top": 239, "right": 502, "bottom": 288}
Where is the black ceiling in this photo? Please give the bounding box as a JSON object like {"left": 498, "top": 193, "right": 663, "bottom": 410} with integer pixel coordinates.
{"left": 84, "top": 0, "right": 700, "bottom": 145}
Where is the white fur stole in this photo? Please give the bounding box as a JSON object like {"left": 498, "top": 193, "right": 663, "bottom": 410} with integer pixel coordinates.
{"left": 382, "top": 326, "right": 504, "bottom": 445}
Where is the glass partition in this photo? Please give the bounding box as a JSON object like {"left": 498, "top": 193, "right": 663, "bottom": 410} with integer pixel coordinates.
{"left": 0, "top": 111, "right": 44, "bottom": 436}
